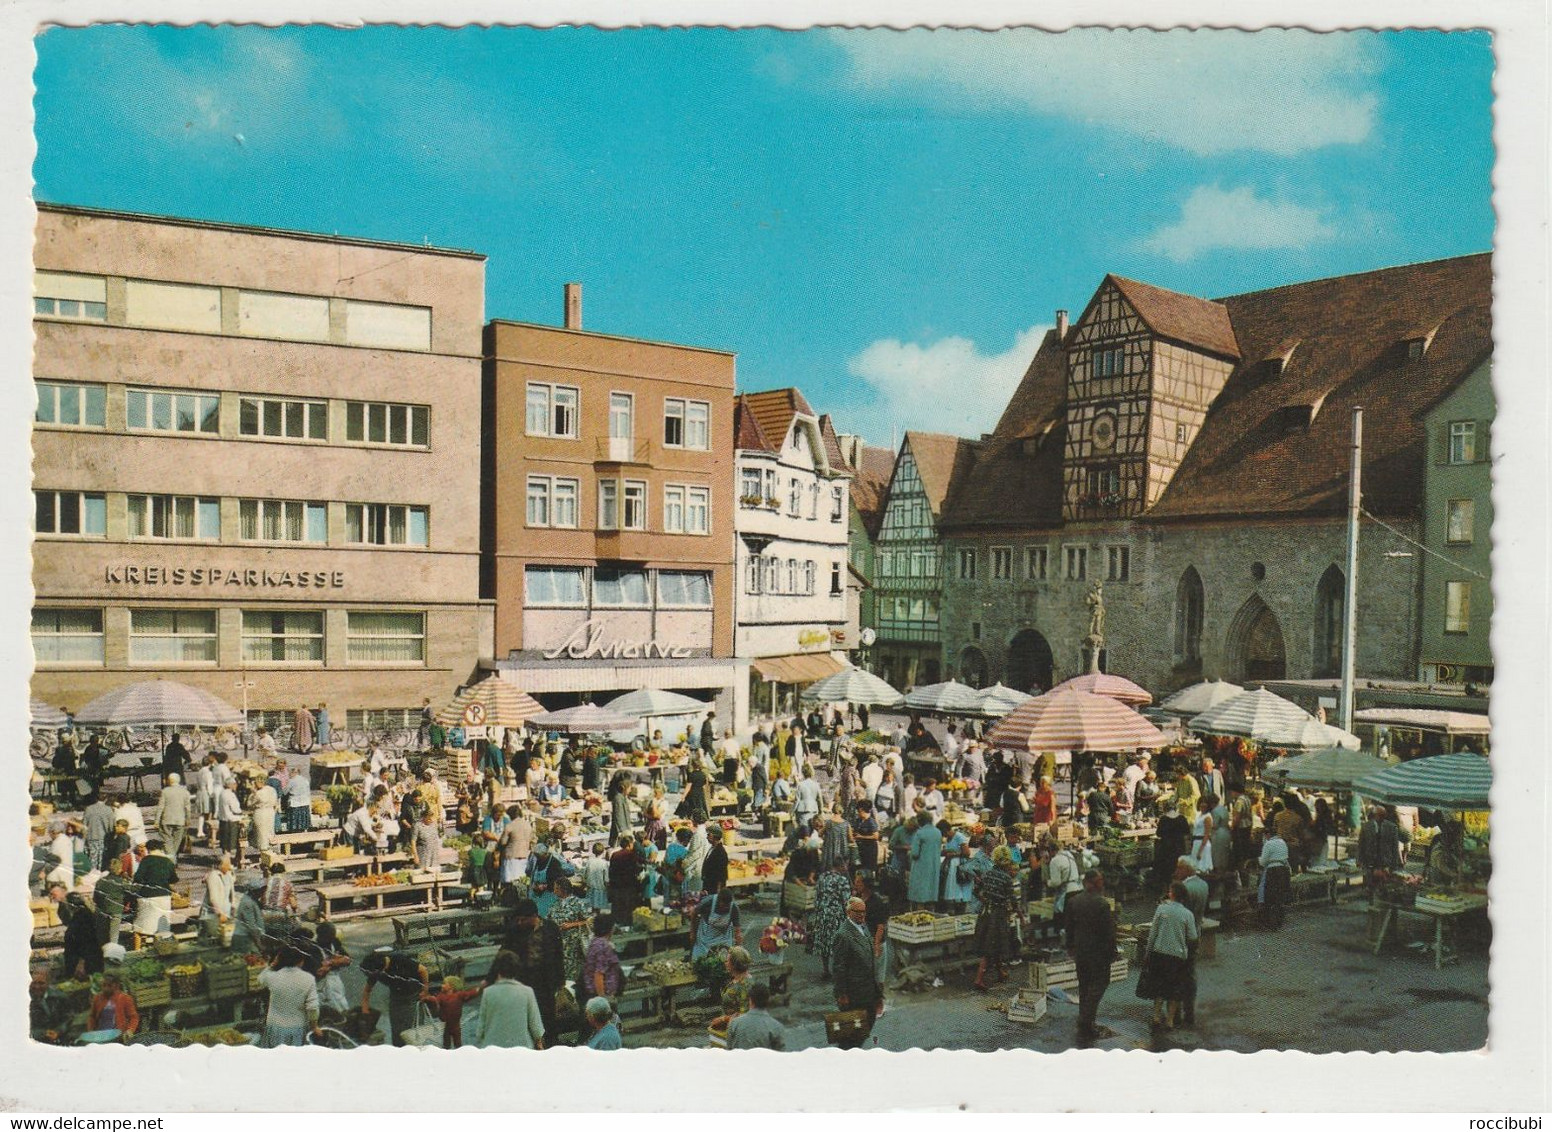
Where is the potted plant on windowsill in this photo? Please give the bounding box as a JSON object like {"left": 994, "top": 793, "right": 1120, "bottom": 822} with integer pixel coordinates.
{"left": 739, "top": 493, "right": 764, "bottom": 509}
{"left": 763, "top": 496, "right": 781, "bottom": 510}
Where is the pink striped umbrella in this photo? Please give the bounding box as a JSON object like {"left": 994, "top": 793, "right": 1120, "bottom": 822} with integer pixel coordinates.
{"left": 1050, "top": 672, "right": 1154, "bottom": 707}
{"left": 986, "top": 687, "right": 1166, "bottom": 753}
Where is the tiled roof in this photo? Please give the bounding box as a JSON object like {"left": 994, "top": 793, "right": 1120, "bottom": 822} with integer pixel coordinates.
{"left": 816, "top": 414, "right": 851, "bottom": 475}
{"left": 1152, "top": 253, "right": 1491, "bottom": 519}
{"left": 905, "top": 431, "right": 980, "bottom": 518}
{"left": 850, "top": 443, "right": 897, "bottom": 539}
{"left": 1110, "top": 275, "right": 1241, "bottom": 360}
{"left": 735, "top": 388, "right": 815, "bottom": 455}
{"left": 937, "top": 253, "right": 1491, "bottom": 531}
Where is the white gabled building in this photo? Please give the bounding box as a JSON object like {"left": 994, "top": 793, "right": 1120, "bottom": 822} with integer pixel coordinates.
{"left": 732, "top": 389, "right": 853, "bottom": 716}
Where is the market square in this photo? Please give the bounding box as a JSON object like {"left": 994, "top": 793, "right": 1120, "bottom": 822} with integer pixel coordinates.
{"left": 22, "top": 25, "right": 1499, "bottom": 1059}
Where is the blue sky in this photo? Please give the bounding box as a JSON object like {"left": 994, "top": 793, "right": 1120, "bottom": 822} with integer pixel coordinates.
{"left": 32, "top": 26, "right": 1494, "bottom": 445}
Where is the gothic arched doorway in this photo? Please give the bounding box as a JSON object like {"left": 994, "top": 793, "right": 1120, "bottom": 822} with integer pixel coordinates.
{"left": 1313, "top": 565, "right": 1344, "bottom": 679}
{"left": 959, "top": 646, "right": 989, "bottom": 689}
{"left": 1005, "top": 629, "right": 1054, "bottom": 695}
{"left": 1227, "top": 594, "right": 1287, "bottom": 682}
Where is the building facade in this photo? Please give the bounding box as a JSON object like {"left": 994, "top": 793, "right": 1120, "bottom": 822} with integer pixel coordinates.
{"left": 731, "top": 390, "right": 852, "bottom": 712}
{"left": 871, "top": 431, "right": 978, "bottom": 690}
{"left": 30, "top": 203, "right": 491, "bottom": 726}
{"left": 938, "top": 255, "right": 1491, "bottom": 698}
{"left": 1418, "top": 359, "right": 1495, "bottom": 684}
{"left": 481, "top": 295, "right": 747, "bottom": 726}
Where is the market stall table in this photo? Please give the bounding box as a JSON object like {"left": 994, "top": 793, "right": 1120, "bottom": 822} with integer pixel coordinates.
{"left": 315, "top": 868, "right": 463, "bottom": 920}
{"left": 267, "top": 829, "right": 339, "bottom": 857}
{"left": 1371, "top": 891, "right": 1487, "bottom": 968}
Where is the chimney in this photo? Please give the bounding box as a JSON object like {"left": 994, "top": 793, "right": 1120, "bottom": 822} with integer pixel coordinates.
{"left": 564, "top": 282, "right": 582, "bottom": 330}
{"left": 1055, "top": 309, "right": 1069, "bottom": 341}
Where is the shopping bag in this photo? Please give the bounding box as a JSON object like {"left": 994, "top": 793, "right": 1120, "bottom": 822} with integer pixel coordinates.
{"left": 398, "top": 1002, "right": 443, "bottom": 1048}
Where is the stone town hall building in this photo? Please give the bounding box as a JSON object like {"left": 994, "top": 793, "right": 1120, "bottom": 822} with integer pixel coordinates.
{"left": 935, "top": 254, "right": 1493, "bottom": 698}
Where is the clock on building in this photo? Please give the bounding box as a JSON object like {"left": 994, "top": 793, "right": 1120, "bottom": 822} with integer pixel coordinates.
{"left": 1091, "top": 410, "right": 1118, "bottom": 452}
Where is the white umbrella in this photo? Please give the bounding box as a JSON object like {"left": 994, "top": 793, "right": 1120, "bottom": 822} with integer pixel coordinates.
{"left": 1187, "top": 688, "right": 1317, "bottom": 742}
{"left": 1261, "top": 716, "right": 1362, "bottom": 751}
{"left": 801, "top": 667, "right": 904, "bottom": 707}
{"left": 972, "top": 683, "right": 1033, "bottom": 717}
{"left": 904, "top": 680, "right": 983, "bottom": 715}
{"left": 1159, "top": 679, "right": 1245, "bottom": 718}
{"left": 529, "top": 703, "right": 641, "bottom": 735}
{"left": 30, "top": 699, "right": 69, "bottom": 730}
{"left": 604, "top": 689, "right": 709, "bottom": 717}
{"left": 75, "top": 679, "right": 243, "bottom": 729}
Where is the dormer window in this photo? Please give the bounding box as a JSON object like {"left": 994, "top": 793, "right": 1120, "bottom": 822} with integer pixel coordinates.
{"left": 1401, "top": 327, "right": 1438, "bottom": 361}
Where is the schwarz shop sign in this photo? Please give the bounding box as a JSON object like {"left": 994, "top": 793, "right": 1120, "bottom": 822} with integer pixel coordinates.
{"left": 542, "top": 618, "right": 696, "bottom": 661}
{"left": 104, "top": 564, "right": 345, "bottom": 588}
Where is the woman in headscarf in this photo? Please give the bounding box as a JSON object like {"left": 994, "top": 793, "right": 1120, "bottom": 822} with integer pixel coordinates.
{"left": 818, "top": 810, "right": 854, "bottom": 874}
{"left": 641, "top": 783, "right": 668, "bottom": 851}
{"left": 971, "top": 846, "right": 1021, "bottom": 991}
{"left": 525, "top": 842, "right": 574, "bottom": 919}
{"left": 292, "top": 704, "right": 316, "bottom": 755}
{"left": 607, "top": 772, "right": 634, "bottom": 845}
{"left": 689, "top": 888, "right": 742, "bottom": 960}
{"left": 941, "top": 820, "right": 975, "bottom": 911}
{"left": 1153, "top": 800, "right": 1191, "bottom": 895}
{"left": 550, "top": 874, "right": 593, "bottom": 1008}
{"left": 811, "top": 862, "right": 853, "bottom": 978}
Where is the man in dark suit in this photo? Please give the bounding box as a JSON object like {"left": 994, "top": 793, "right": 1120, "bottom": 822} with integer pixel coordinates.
{"left": 830, "top": 896, "right": 884, "bottom": 1048}
{"left": 1064, "top": 869, "right": 1118, "bottom": 1047}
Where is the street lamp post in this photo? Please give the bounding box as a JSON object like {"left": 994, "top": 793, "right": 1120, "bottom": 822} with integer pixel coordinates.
{"left": 1339, "top": 407, "right": 1363, "bottom": 733}
{"left": 234, "top": 676, "right": 256, "bottom": 757}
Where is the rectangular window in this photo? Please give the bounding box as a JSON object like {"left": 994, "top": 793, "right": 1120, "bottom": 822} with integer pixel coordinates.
{"left": 346, "top": 611, "right": 426, "bottom": 664}
{"left": 1107, "top": 545, "right": 1131, "bottom": 582}
{"left": 33, "top": 271, "right": 107, "bottom": 321}
{"left": 33, "top": 490, "right": 107, "bottom": 537}
{"left": 830, "top": 484, "right": 844, "bottom": 522}
{"left": 35, "top": 381, "right": 106, "bottom": 428}
{"left": 1086, "top": 466, "right": 1121, "bottom": 497}
{"left": 1447, "top": 421, "right": 1476, "bottom": 465}
{"left": 238, "top": 499, "right": 327, "bottom": 543}
{"left": 598, "top": 480, "right": 619, "bottom": 530}
{"left": 344, "top": 503, "right": 429, "bottom": 546}
{"left": 878, "top": 554, "right": 894, "bottom": 578}
{"left": 31, "top": 608, "right": 104, "bottom": 665}
{"left": 609, "top": 392, "right": 634, "bottom": 439}
{"left": 664, "top": 398, "right": 710, "bottom": 450}
{"left": 991, "top": 547, "right": 1013, "bottom": 581}
{"left": 524, "top": 566, "right": 586, "bottom": 606}
{"left": 524, "top": 476, "right": 581, "bottom": 529}
{"left": 804, "top": 561, "right": 818, "bottom": 595}
{"left": 240, "top": 395, "right": 329, "bottom": 441}
{"left": 342, "top": 300, "right": 432, "bottom": 352}
{"left": 127, "top": 389, "right": 221, "bottom": 435}
{"left": 623, "top": 480, "right": 647, "bottom": 530}
{"left": 786, "top": 559, "right": 799, "bottom": 593}
{"left": 124, "top": 280, "right": 221, "bottom": 333}
{"left": 1445, "top": 499, "right": 1475, "bottom": 545}
{"left": 740, "top": 468, "right": 764, "bottom": 505}
{"left": 241, "top": 610, "right": 325, "bottom": 664}
{"left": 1064, "top": 546, "right": 1088, "bottom": 580}
{"left": 830, "top": 561, "right": 843, "bottom": 595}
{"left": 235, "top": 290, "right": 331, "bottom": 341}
{"left": 1445, "top": 581, "right": 1471, "bottom": 634}
{"left": 686, "top": 486, "right": 710, "bottom": 535}
{"left": 344, "top": 400, "right": 430, "bottom": 448}
{"left": 526, "top": 477, "right": 551, "bottom": 527}
{"left": 788, "top": 478, "right": 802, "bottom": 517}
{"left": 126, "top": 494, "right": 221, "bottom": 541}
{"left": 663, "top": 485, "right": 685, "bottom": 534}
{"left": 744, "top": 557, "right": 762, "bottom": 595}
{"left": 525, "top": 383, "right": 579, "bottom": 439}
{"left": 1092, "top": 346, "right": 1124, "bottom": 378}
{"left": 1026, "top": 546, "right": 1049, "bottom": 581}
{"left": 1175, "top": 423, "right": 1190, "bottom": 443}
{"left": 128, "top": 608, "right": 218, "bottom": 665}
{"left": 658, "top": 570, "right": 713, "bottom": 608}
{"left": 594, "top": 567, "right": 649, "bottom": 606}
{"left": 958, "top": 548, "right": 977, "bottom": 580}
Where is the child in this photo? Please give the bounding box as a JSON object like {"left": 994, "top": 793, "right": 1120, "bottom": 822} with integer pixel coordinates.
{"left": 421, "top": 975, "right": 482, "bottom": 1049}
{"left": 583, "top": 841, "right": 610, "bottom": 911}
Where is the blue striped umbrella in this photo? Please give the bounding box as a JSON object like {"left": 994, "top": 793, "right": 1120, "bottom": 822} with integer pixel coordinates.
{"left": 1352, "top": 753, "right": 1493, "bottom": 810}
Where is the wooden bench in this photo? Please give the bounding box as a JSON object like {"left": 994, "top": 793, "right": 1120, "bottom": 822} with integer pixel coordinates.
{"left": 267, "top": 830, "right": 339, "bottom": 857}
{"left": 316, "top": 869, "right": 464, "bottom": 921}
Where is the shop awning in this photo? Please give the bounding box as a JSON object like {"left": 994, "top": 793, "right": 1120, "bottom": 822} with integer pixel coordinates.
{"left": 752, "top": 652, "right": 847, "bottom": 685}
{"left": 1353, "top": 708, "right": 1492, "bottom": 735}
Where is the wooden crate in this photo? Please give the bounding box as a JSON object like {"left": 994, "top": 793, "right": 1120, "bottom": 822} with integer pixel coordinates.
{"left": 320, "top": 844, "right": 353, "bottom": 861}
{"left": 206, "top": 960, "right": 249, "bottom": 1000}
{"left": 128, "top": 976, "right": 171, "bottom": 1008}
{"left": 30, "top": 899, "right": 60, "bottom": 931}
{"left": 1031, "top": 957, "right": 1129, "bottom": 992}
{"left": 1026, "top": 898, "right": 1056, "bottom": 921}
{"left": 954, "top": 914, "right": 978, "bottom": 938}
{"left": 931, "top": 918, "right": 958, "bottom": 941}
{"left": 1006, "top": 990, "right": 1048, "bottom": 1024}
{"left": 782, "top": 880, "right": 815, "bottom": 914}
{"left": 886, "top": 918, "right": 936, "bottom": 945}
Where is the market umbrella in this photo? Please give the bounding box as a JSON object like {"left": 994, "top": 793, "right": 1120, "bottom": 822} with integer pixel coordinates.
{"left": 1159, "top": 679, "right": 1245, "bottom": 718}
{"left": 1187, "top": 688, "right": 1317, "bottom": 742}
{"left": 1352, "top": 753, "right": 1493, "bottom": 811}
{"left": 435, "top": 676, "right": 545, "bottom": 729}
{"left": 800, "top": 667, "right": 904, "bottom": 708}
{"left": 971, "top": 682, "right": 1033, "bottom": 717}
{"left": 1261, "top": 716, "right": 1362, "bottom": 751}
{"left": 529, "top": 703, "right": 641, "bottom": 735}
{"left": 604, "top": 688, "right": 709, "bottom": 718}
{"left": 1051, "top": 672, "right": 1153, "bottom": 707}
{"left": 986, "top": 687, "right": 1167, "bottom": 753}
{"left": 904, "top": 680, "right": 983, "bottom": 715}
{"left": 75, "top": 679, "right": 243, "bottom": 729}
{"left": 1263, "top": 747, "right": 1391, "bottom": 790}
{"left": 30, "top": 699, "right": 68, "bottom": 730}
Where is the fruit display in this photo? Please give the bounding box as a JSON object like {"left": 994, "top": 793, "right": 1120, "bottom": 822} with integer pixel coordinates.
{"left": 164, "top": 963, "right": 203, "bottom": 978}
{"left": 893, "top": 911, "right": 936, "bottom": 926}
{"left": 187, "top": 1029, "right": 249, "bottom": 1047}
{"left": 642, "top": 958, "right": 697, "bottom": 985}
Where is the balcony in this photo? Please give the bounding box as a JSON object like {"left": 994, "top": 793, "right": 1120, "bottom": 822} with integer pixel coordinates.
{"left": 594, "top": 437, "right": 651, "bottom": 465}
{"left": 594, "top": 528, "right": 658, "bottom": 561}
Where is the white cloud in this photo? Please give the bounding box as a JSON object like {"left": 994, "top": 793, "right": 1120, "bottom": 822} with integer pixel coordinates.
{"left": 847, "top": 325, "right": 1049, "bottom": 439}
{"left": 828, "top": 27, "right": 1379, "bottom": 156}
{"left": 1143, "top": 184, "right": 1338, "bottom": 261}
